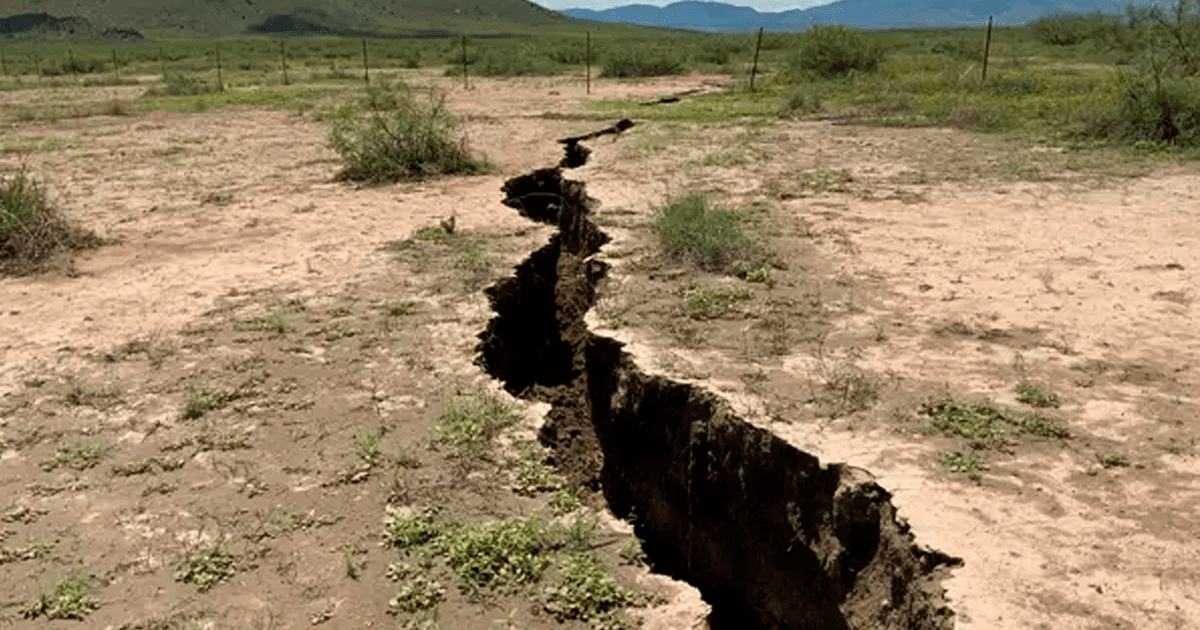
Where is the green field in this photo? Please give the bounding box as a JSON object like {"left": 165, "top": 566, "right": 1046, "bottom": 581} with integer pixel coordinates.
{"left": 1, "top": 6, "right": 1199, "bottom": 156}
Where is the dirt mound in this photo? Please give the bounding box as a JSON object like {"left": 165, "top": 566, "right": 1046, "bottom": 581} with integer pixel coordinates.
{"left": 246, "top": 14, "right": 335, "bottom": 36}
{"left": 476, "top": 125, "right": 960, "bottom": 629}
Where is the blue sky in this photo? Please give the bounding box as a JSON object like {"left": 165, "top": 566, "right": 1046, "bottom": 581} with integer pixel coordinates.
{"left": 538, "top": 1, "right": 835, "bottom": 11}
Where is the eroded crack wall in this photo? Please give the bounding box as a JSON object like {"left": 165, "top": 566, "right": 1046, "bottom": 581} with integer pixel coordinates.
{"left": 476, "top": 131, "right": 959, "bottom": 630}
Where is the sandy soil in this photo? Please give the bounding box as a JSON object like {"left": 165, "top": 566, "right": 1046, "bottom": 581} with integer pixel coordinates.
{"left": 2, "top": 71, "right": 1198, "bottom": 629}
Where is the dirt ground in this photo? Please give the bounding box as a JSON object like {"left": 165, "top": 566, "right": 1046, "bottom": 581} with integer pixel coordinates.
{"left": 1, "top": 69, "right": 1198, "bottom": 629}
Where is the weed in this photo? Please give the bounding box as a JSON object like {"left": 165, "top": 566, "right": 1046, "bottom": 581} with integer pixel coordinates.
{"left": 550, "top": 484, "right": 581, "bottom": 516}
{"left": 232, "top": 306, "right": 292, "bottom": 334}
{"left": 386, "top": 509, "right": 444, "bottom": 549}
{"left": 919, "top": 395, "right": 1070, "bottom": 449}
{"left": 543, "top": 553, "right": 639, "bottom": 629}
{"left": 354, "top": 428, "right": 383, "bottom": 467}
{"left": 1097, "top": 452, "right": 1131, "bottom": 468}
{"left": 1, "top": 167, "right": 100, "bottom": 275}
{"left": 327, "top": 79, "right": 487, "bottom": 184}
{"left": 551, "top": 513, "right": 599, "bottom": 554}
{"left": 110, "top": 456, "right": 185, "bottom": 477}
{"left": 182, "top": 387, "right": 226, "bottom": 419}
{"left": 685, "top": 286, "right": 752, "bottom": 320}
{"left": 780, "top": 89, "right": 823, "bottom": 118}
{"left": 387, "top": 299, "right": 417, "bottom": 316}
{"left": 174, "top": 541, "right": 236, "bottom": 591}
{"left": 512, "top": 440, "right": 564, "bottom": 496}
{"left": 429, "top": 391, "right": 520, "bottom": 468}
{"left": 618, "top": 538, "right": 647, "bottom": 566}
{"left": 343, "top": 546, "right": 366, "bottom": 580}
{"left": 323, "top": 323, "right": 358, "bottom": 341}
{"left": 65, "top": 383, "right": 121, "bottom": 408}
{"left": 438, "top": 515, "right": 553, "bottom": 593}
{"left": 388, "top": 574, "right": 446, "bottom": 614}
{"left": 1015, "top": 382, "right": 1061, "bottom": 408}
{"left": 653, "top": 193, "right": 757, "bottom": 273}
{"left": 938, "top": 450, "right": 987, "bottom": 482}
{"left": 811, "top": 353, "right": 880, "bottom": 419}
{"left": 41, "top": 444, "right": 107, "bottom": 472}
{"left": 21, "top": 572, "right": 99, "bottom": 620}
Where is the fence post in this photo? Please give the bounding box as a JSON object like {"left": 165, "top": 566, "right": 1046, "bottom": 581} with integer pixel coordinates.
{"left": 216, "top": 44, "right": 223, "bottom": 91}
{"left": 1, "top": 48, "right": 7, "bottom": 77}
{"left": 280, "top": 40, "right": 288, "bottom": 85}
{"left": 982, "top": 15, "right": 993, "bottom": 83}
{"left": 750, "top": 26, "right": 764, "bottom": 91}
{"left": 461, "top": 35, "right": 469, "bottom": 89}
{"left": 68, "top": 47, "right": 76, "bottom": 78}
{"left": 586, "top": 31, "right": 591, "bottom": 94}
{"left": 362, "top": 39, "right": 369, "bottom": 85}
{"left": 159, "top": 46, "right": 166, "bottom": 77}
{"left": 112, "top": 49, "right": 118, "bottom": 82}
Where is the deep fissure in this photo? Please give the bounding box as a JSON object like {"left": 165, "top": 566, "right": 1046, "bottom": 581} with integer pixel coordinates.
{"left": 475, "top": 123, "right": 960, "bottom": 629}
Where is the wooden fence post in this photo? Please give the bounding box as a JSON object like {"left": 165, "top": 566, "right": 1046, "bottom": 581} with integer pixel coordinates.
{"left": 68, "top": 47, "right": 76, "bottom": 78}
{"left": 461, "top": 35, "right": 469, "bottom": 89}
{"left": 280, "top": 40, "right": 289, "bottom": 85}
{"left": 982, "top": 15, "right": 993, "bottom": 83}
{"left": 1, "top": 48, "right": 7, "bottom": 77}
{"left": 362, "top": 39, "right": 369, "bottom": 85}
{"left": 750, "top": 27, "right": 764, "bottom": 91}
{"left": 216, "top": 45, "right": 223, "bottom": 91}
{"left": 112, "top": 49, "right": 118, "bottom": 82}
{"left": 586, "top": 31, "right": 591, "bottom": 94}
{"left": 159, "top": 46, "right": 166, "bottom": 77}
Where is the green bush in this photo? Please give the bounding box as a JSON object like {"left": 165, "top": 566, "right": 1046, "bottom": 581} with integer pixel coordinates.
{"left": 327, "top": 79, "right": 487, "bottom": 183}
{"left": 652, "top": 193, "right": 755, "bottom": 273}
{"left": 792, "top": 25, "right": 885, "bottom": 78}
{"left": 547, "top": 40, "right": 589, "bottom": 65}
{"left": 1086, "top": 72, "right": 1200, "bottom": 145}
{"left": 144, "top": 73, "right": 221, "bottom": 97}
{"left": 1, "top": 169, "right": 100, "bottom": 275}
{"left": 930, "top": 39, "right": 980, "bottom": 61}
{"left": 780, "top": 88, "right": 823, "bottom": 117}
{"left": 1030, "top": 13, "right": 1087, "bottom": 46}
{"left": 601, "top": 49, "right": 684, "bottom": 77}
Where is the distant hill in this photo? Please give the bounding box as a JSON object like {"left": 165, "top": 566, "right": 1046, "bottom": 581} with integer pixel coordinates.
{"left": 0, "top": 0, "right": 573, "bottom": 37}
{"left": 563, "top": 0, "right": 1150, "bottom": 31}
{"left": 1, "top": 11, "right": 144, "bottom": 39}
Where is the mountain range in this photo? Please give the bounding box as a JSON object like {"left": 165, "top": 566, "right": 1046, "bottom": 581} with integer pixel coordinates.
{"left": 564, "top": 0, "right": 1148, "bottom": 30}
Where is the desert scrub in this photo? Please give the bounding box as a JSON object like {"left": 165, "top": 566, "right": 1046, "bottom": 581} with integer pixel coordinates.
{"left": 919, "top": 395, "right": 1069, "bottom": 449}
{"left": 175, "top": 542, "right": 236, "bottom": 591}
{"left": 602, "top": 48, "right": 684, "bottom": 77}
{"left": 143, "top": 72, "right": 221, "bottom": 96}
{"left": 685, "top": 286, "right": 752, "bottom": 320}
{"left": 653, "top": 193, "right": 757, "bottom": 273}
{"left": 327, "top": 79, "right": 487, "bottom": 183}
{"left": 1, "top": 168, "right": 100, "bottom": 275}
{"left": 791, "top": 25, "right": 885, "bottom": 78}
{"left": 543, "top": 553, "right": 641, "bottom": 629}
{"left": 439, "top": 515, "right": 555, "bottom": 593}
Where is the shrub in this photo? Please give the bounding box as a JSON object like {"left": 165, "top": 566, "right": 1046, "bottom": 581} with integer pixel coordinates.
{"left": 1030, "top": 13, "right": 1087, "bottom": 46}
{"left": 327, "top": 80, "right": 487, "bottom": 183}
{"left": 652, "top": 193, "right": 755, "bottom": 273}
{"left": 780, "top": 88, "right": 823, "bottom": 117}
{"left": 930, "top": 39, "right": 980, "bottom": 61}
{"left": 143, "top": 73, "right": 221, "bottom": 97}
{"left": 548, "top": 40, "right": 589, "bottom": 64}
{"left": 792, "top": 25, "right": 885, "bottom": 78}
{"left": 1089, "top": 72, "right": 1200, "bottom": 145}
{"left": 601, "top": 49, "right": 684, "bottom": 77}
{"left": 1, "top": 169, "right": 100, "bottom": 275}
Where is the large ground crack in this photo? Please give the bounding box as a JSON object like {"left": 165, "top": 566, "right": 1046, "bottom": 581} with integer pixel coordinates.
{"left": 476, "top": 123, "right": 960, "bottom": 630}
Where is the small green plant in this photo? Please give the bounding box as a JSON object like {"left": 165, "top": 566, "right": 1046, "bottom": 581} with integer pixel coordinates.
{"left": 343, "top": 547, "right": 366, "bottom": 580}
{"left": 653, "top": 193, "right": 756, "bottom": 273}
{"left": 388, "top": 574, "right": 446, "bottom": 614}
{"left": 542, "top": 553, "right": 639, "bottom": 629}
{"left": 512, "top": 440, "right": 564, "bottom": 496}
{"left": 41, "top": 444, "right": 107, "bottom": 472}
{"left": 1015, "top": 382, "right": 1061, "bottom": 408}
{"left": 429, "top": 391, "right": 520, "bottom": 468}
{"left": 355, "top": 428, "right": 382, "bottom": 467}
{"left": 327, "top": 79, "right": 487, "bottom": 184}
{"left": 791, "top": 25, "right": 885, "bottom": 78}
{"left": 618, "top": 538, "right": 647, "bottom": 567}
{"left": 550, "top": 484, "right": 581, "bottom": 516}
{"left": 919, "top": 395, "right": 1070, "bottom": 449}
{"left": 811, "top": 358, "right": 880, "bottom": 419}
{"left": 938, "top": 450, "right": 987, "bottom": 482}
{"left": 386, "top": 509, "right": 444, "bottom": 549}
{"left": 685, "top": 286, "right": 752, "bottom": 320}
{"left": 232, "top": 306, "right": 292, "bottom": 334}
{"left": 1, "top": 168, "right": 100, "bottom": 275}
{"left": 387, "top": 299, "right": 418, "bottom": 316}
{"left": 21, "top": 572, "right": 99, "bottom": 620}
{"left": 110, "top": 456, "right": 185, "bottom": 477}
{"left": 1097, "top": 452, "right": 1131, "bottom": 468}
{"left": 182, "top": 387, "right": 225, "bottom": 420}
{"left": 174, "top": 541, "right": 236, "bottom": 591}
{"left": 439, "top": 515, "right": 553, "bottom": 593}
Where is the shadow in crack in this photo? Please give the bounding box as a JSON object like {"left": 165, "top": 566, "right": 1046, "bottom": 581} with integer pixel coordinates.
{"left": 475, "top": 121, "right": 960, "bottom": 630}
